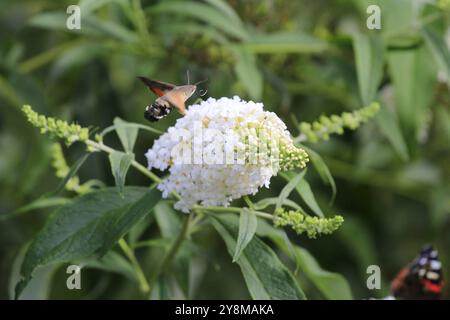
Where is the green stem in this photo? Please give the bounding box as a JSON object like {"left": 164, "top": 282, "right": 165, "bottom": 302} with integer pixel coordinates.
{"left": 86, "top": 140, "right": 162, "bottom": 184}
{"left": 194, "top": 205, "right": 276, "bottom": 221}
{"left": 118, "top": 238, "right": 150, "bottom": 294}
{"left": 243, "top": 195, "right": 254, "bottom": 208}
{"left": 148, "top": 215, "right": 190, "bottom": 295}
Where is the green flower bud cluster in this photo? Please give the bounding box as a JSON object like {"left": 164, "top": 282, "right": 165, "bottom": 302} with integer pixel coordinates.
{"left": 236, "top": 115, "right": 309, "bottom": 172}
{"left": 299, "top": 102, "right": 380, "bottom": 143}
{"left": 22, "top": 105, "right": 89, "bottom": 146}
{"left": 279, "top": 143, "right": 309, "bottom": 171}
{"left": 50, "top": 143, "right": 92, "bottom": 194}
{"left": 274, "top": 208, "right": 344, "bottom": 239}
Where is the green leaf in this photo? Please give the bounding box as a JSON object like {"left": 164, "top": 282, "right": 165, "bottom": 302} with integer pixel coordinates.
{"left": 28, "top": 11, "right": 138, "bottom": 43}
{"left": 277, "top": 170, "right": 306, "bottom": 210}
{"left": 422, "top": 26, "right": 450, "bottom": 90}
{"left": 254, "top": 197, "right": 302, "bottom": 211}
{"left": 302, "top": 146, "right": 336, "bottom": 203}
{"left": 108, "top": 150, "right": 134, "bottom": 195}
{"left": 337, "top": 216, "right": 379, "bottom": 276}
{"left": 244, "top": 32, "right": 328, "bottom": 54}
{"left": 9, "top": 245, "right": 57, "bottom": 300}
{"left": 127, "top": 214, "right": 154, "bottom": 244}
{"left": 81, "top": 251, "right": 137, "bottom": 282}
{"left": 203, "top": 0, "right": 243, "bottom": 26}
{"left": 79, "top": 0, "right": 128, "bottom": 15}
{"left": 387, "top": 45, "right": 437, "bottom": 148}
{"left": 353, "top": 32, "right": 384, "bottom": 105}
{"left": 233, "top": 209, "right": 258, "bottom": 262}
{"left": 279, "top": 171, "right": 325, "bottom": 218}
{"left": 295, "top": 179, "right": 325, "bottom": 218}
{"left": 154, "top": 202, "right": 183, "bottom": 237}
{"left": 154, "top": 202, "right": 191, "bottom": 297}
{"left": 210, "top": 214, "right": 306, "bottom": 300}
{"left": 233, "top": 47, "right": 263, "bottom": 100}
{"left": 292, "top": 247, "right": 353, "bottom": 300}
{"left": 0, "top": 197, "right": 71, "bottom": 222}
{"left": 83, "top": 16, "right": 138, "bottom": 43}
{"left": 150, "top": 1, "right": 248, "bottom": 40}
{"left": 99, "top": 188, "right": 161, "bottom": 255}
{"left": 113, "top": 117, "right": 139, "bottom": 153}
{"left": 28, "top": 12, "right": 68, "bottom": 31}
{"left": 15, "top": 187, "right": 159, "bottom": 299}
{"left": 257, "top": 220, "right": 353, "bottom": 300}
{"left": 53, "top": 153, "right": 91, "bottom": 195}
{"left": 375, "top": 102, "right": 409, "bottom": 161}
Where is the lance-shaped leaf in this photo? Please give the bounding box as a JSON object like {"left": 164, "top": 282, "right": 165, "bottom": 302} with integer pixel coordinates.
{"left": 15, "top": 187, "right": 160, "bottom": 299}
{"left": 233, "top": 208, "right": 258, "bottom": 262}
{"left": 257, "top": 220, "right": 353, "bottom": 300}
{"left": 114, "top": 117, "right": 139, "bottom": 153}
{"left": 109, "top": 150, "right": 134, "bottom": 195}
{"left": 210, "top": 214, "right": 306, "bottom": 300}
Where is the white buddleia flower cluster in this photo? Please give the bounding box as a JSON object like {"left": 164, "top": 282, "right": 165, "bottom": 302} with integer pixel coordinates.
{"left": 146, "top": 96, "right": 308, "bottom": 212}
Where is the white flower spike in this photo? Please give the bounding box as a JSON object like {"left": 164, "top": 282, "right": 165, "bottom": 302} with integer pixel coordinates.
{"left": 146, "top": 96, "right": 308, "bottom": 212}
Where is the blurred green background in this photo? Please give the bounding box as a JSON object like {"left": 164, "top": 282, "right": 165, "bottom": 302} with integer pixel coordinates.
{"left": 0, "top": 0, "right": 449, "bottom": 299}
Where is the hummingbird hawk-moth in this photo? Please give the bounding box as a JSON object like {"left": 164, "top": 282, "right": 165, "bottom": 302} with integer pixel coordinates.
{"left": 138, "top": 76, "right": 205, "bottom": 122}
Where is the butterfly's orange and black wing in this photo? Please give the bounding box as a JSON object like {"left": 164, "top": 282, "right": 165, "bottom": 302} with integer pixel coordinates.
{"left": 137, "top": 76, "right": 175, "bottom": 97}
{"left": 391, "top": 245, "right": 444, "bottom": 300}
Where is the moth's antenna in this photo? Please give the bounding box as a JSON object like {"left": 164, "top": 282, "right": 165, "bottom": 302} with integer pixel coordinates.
{"left": 186, "top": 70, "right": 190, "bottom": 84}
{"left": 194, "top": 78, "right": 208, "bottom": 86}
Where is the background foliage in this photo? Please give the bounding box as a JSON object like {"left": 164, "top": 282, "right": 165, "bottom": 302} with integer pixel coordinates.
{"left": 0, "top": 0, "right": 449, "bottom": 299}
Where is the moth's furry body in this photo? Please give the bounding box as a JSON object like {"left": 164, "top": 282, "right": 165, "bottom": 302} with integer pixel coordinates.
{"left": 138, "top": 76, "right": 197, "bottom": 122}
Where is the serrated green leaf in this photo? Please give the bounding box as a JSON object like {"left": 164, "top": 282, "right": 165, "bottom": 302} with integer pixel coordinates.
{"left": 108, "top": 150, "right": 134, "bottom": 195}
{"left": 15, "top": 187, "right": 159, "bottom": 299}
{"left": 211, "top": 214, "right": 306, "bottom": 300}
{"left": 113, "top": 117, "right": 139, "bottom": 153}
{"left": 233, "top": 208, "right": 257, "bottom": 262}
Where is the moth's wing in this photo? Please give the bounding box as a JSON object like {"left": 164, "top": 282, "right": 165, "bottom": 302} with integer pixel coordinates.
{"left": 163, "top": 90, "right": 186, "bottom": 114}
{"left": 137, "top": 76, "right": 175, "bottom": 97}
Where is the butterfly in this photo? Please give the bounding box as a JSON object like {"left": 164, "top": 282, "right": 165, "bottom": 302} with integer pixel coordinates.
{"left": 390, "top": 245, "right": 444, "bottom": 300}
{"left": 138, "top": 76, "right": 206, "bottom": 122}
